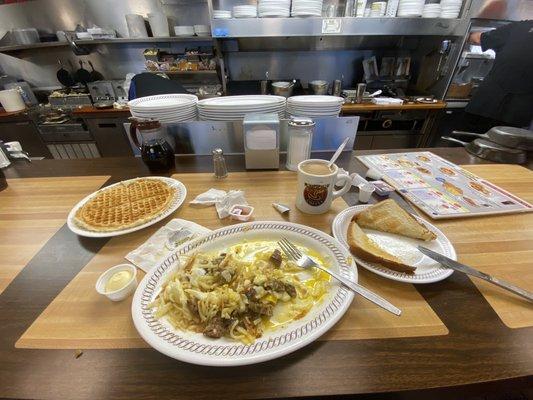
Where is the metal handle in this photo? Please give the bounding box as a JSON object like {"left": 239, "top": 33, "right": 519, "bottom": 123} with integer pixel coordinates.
{"left": 315, "top": 264, "right": 402, "bottom": 316}
{"left": 441, "top": 136, "right": 468, "bottom": 146}
{"left": 451, "top": 130, "right": 484, "bottom": 138}
{"left": 477, "top": 273, "right": 533, "bottom": 302}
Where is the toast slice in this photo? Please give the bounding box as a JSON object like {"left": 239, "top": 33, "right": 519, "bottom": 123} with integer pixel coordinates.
{"left": 354, "top": 199, "right": 437, "bottom": 241}
{"left": 347, "top": 221, "right": 416, "bottom": 274}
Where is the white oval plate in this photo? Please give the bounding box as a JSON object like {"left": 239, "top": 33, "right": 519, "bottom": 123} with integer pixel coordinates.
{"left": 332, "top": 205, "right": 455, "bottom": 284}
{"left": 67, "top": 177, "right": 187, "bottom": 238}
{"left": 132, "top": 221, "right": 356, "bottom": 366}
{"left": 128, "top": 94, "right": 198, "bottom": 110}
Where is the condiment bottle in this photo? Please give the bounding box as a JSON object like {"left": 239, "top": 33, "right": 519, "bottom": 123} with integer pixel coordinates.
{"left": 286, "top": 117, "right": 315, "bottom": 171}
{"left": 212, "top": 148, "right": 228, "bottom": 179}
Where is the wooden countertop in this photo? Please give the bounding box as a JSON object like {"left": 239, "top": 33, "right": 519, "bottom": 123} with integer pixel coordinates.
{"left": 1, "top": 148, "right": 532, "bottom": 400}
{"left": 341, "top": 100, "right": 447, "bottom": 113}
{"left": 71, "top": 106, "right": 131, "bottom": 117}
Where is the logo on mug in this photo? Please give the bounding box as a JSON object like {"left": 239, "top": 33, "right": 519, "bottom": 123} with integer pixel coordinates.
{"left": 304, "top": 183, "right": 329, "bottom": 206}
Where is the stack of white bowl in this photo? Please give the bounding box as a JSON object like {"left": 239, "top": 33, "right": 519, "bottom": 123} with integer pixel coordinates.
{"left": 197, "top": 95, "right": 286, "bottom": 121}
{"left": 287, "top": 95, "right": 344, "bottom": 118}
{"left": 193, "top": 25, "right": 210, "bottom": 36}
{"left": 213, "top": 10, "right": 232, "bottom": 19}
{"left": 369, "top": 1, "right": 387, "bottom": 16}
{"left": 258, "top": 0, "right": 291, "bottom": 17}
{"left": 174, "top": 25, "right": 194, "bottom": 37}
{"left": 291, "top": 0, "right": 323, "bottom": 17}
{"left": 396, "top": 0, "right": 424, "bottom": 16}
{"left": 128, "top": 94, "right": 198, "bottom": 124}
{"left": 422, "top": 3, "right": 441, "bottom": 17}
{"left": 440, "top": 0, "right": 462, "bottom": 18}
{"left": 233, "top": 5, "right": 258, "bottom": 17}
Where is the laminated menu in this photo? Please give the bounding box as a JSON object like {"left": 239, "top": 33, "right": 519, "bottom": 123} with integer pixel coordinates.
{"left": 357, "top": 151, "right": 533, "bottom": 219}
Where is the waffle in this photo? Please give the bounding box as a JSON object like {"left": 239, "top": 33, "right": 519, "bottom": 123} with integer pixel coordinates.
{"left": 74, "top": 178, "right": 178, "bottom": 232}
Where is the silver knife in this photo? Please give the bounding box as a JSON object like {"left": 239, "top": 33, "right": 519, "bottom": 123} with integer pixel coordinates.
{"left": 418, "top": 246, "right": 533, "bottom": 302}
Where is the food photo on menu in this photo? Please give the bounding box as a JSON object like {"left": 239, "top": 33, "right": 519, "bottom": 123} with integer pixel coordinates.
{"left": 0, "top": 1, "right": 532, "bottom": 399}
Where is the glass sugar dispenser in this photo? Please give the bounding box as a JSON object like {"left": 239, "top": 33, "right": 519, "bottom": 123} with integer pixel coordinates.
{"left": 286, "top": 117, "right": 315, "bottom": 171}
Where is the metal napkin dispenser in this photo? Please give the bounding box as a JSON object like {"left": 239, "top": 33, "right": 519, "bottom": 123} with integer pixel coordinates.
{"left": 243, "top": 113, "right": 280, "bottom": 170}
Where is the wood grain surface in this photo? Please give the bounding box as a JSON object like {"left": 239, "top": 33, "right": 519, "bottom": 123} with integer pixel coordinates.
{"left": 17, "top": 171, "right": 446, "bottom": 349}
{"left": 434, "top": 164, "right": 533, "bottom": 329}
{"left": 1, "top": 150, "right": 532, "bottom": 400}
{"left": 341, "top": 100, "right": 446, "bottom": 113}
{"left": 0, "top": 176, "right": 109, "bottom": 294}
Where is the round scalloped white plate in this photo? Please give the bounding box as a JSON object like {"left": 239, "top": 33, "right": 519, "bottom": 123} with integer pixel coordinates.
{"left": 132, "top": 221, "right": 356, "bottom": 366}
{"left": 67, "top": 177, "right": 187, "bottom": 238}
{"left": 332, "top": 205, "right": 455, "bottom": 284}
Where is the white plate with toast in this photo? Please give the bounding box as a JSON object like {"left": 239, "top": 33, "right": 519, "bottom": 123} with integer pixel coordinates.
{"left": 332, "top": 201, "right": 455, "bottom": 284}
{"left": 67, "top": 177, "right": 187, "bottom": 238}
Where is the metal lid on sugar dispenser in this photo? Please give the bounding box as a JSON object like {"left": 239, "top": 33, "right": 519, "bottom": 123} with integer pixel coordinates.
{"left": 288, "top": 116, "right": 315, "bottom": 127}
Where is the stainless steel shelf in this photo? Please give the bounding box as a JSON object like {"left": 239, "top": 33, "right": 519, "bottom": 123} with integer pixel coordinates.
{"left": 0, "top": 37, "right": 213, "bottom": 54}
{"left": 211, "top": 17, "right": 468, "bottom": 38}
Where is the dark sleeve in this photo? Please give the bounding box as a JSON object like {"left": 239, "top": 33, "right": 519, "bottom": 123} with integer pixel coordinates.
{"left": 480, "top": 23, "right": 514, "bottom": 52}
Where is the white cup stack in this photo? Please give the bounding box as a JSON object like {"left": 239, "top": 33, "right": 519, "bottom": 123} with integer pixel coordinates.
{"left": 174, "top": 25, "right": 195, "bottom": 36}
{"left": 422, "top": 3, "right": 441, "bottom": 17}
{"left": 193, "top": 25, "right": 210, "bottom": 36}
{"left": 213, "top": 10, "right": 232, "bottom": 19}
{"left": 440, "top": 0, "right": 462, "bottom": 18}
{"left": 232, "top": 5, "right": 258, "bottom": 17}
{"left": 396, "top": 0, "right": 424, "bottom": 17}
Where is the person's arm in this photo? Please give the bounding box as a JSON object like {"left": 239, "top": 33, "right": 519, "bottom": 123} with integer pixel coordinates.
{"left": 477, "top": 23, "right": 514, "bottom": 52}
{"left": 468, "top": 31, "right": 483, "bottom": 45}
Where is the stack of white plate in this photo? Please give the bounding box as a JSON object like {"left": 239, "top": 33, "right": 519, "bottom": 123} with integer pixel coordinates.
{"left": 287, "top": 95, "right": 344, "bottom": 118}
{"left": 193, "top": 25, "right": 210, "bottom": 36}
{"left": 440, "top": 0, "right": 462, "bottom": 18}
{"left": 233, "top": 5, "right": 258, "bottom": 17}
{"left": 197, "top": 95, "right": 286, "bottom": 121}
{"left": 174, "top": 26, "right": 194, "bottom": 37}
{"left": 258, "top": 0, "right": 291, "bottom": 17}
{"left": 422, "top": 3, "right": 441, "bottom": 17}
{"left": 397, "top": 0, "right": 424, "bottom": 16}
{"left": 128, "top": 94, "right": 198, "bottom": 123}
{"left": 291, "top": 0, "right": 323, "bottom": 17}
{"left": 213, "top": 10, "right": 232, "bottom": 19}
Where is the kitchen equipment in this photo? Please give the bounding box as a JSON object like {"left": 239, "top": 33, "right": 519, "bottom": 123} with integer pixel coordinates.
{"left": 260, "top": 80, "right": 269, "bottom": 95}
{"left": 88, "top": 61, "right": 104, "bottom": 82}
{"left": 441, "top": 136, "right": 527, "bottom": 164}
{"left": 278, "top": 237, "right": 402, "bottom": 315}
{"left": 0, "top": 89, "right": 26, "bottom": 112}
{"left": 332, "top": 79, "right": 342, "bottom": 97}
{"left": 0, "top": 142, "right": 12, "bottom": 168}
{"left": 309, "top": 80, "right": 328, "bottom": 95}
{"left": 243, "top": 113, "right": 280, "bottom": 170}
{"left": 93, "top": 100, "right": 114, "bottom": 109}
{"left": 286, "top": 117, "right": 315, "bottom": 171}
{"left": 452, "top": 127, "right": 533, "bottom": 151}
{"left": 74, "top": 61, "right": 91, "bottom": 85}
{"left": 126, "top": 14, "right": 148, "bottom": 38}
{"left": 88, "top": 80, "right": 116, "bottom": 102}
{"left": 212, "top": 148, "right": 228, "bottom": 179}
{"left": 271, "top": 81, "right": 294, "bottom": 98}
{"left": 56, "top": 60, "right": 75, "bottom": 87}
{"left": 418, "top": 246, "right": 533, "bottom": 302}
{"left": 356, "top": 83, "right": 366, "bottom": 103}
{"left": 129, "top": 118, "right": 175, "bottom": 172}
{"left": 11, "top": 28, "right": 39, "bottom": 45}
{"left": 4, "top": 82, "right": 37, "bottom": 106}
{"left": 148, "top": 12, "right": 170, "bottom": 37}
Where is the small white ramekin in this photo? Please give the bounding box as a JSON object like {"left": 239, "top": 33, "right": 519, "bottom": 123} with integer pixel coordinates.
{"left": 95, "top": 264, "right": 138, "bottom": 302}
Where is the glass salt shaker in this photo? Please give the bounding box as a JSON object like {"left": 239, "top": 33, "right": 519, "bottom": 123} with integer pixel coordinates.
{"left": 212, "top": 148, "right": 228, "bottom": 179}
{"left": 286, "top": 117, "right": 315, "bottom": 171}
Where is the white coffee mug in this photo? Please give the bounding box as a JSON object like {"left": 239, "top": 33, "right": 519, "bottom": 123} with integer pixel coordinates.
{"left": 296, "top": 159, "right": 352, "bottom": 214}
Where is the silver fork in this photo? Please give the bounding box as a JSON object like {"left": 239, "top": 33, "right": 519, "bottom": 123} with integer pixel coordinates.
{"left": 278, "top": 238, "right": 402, "bottom": 316}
